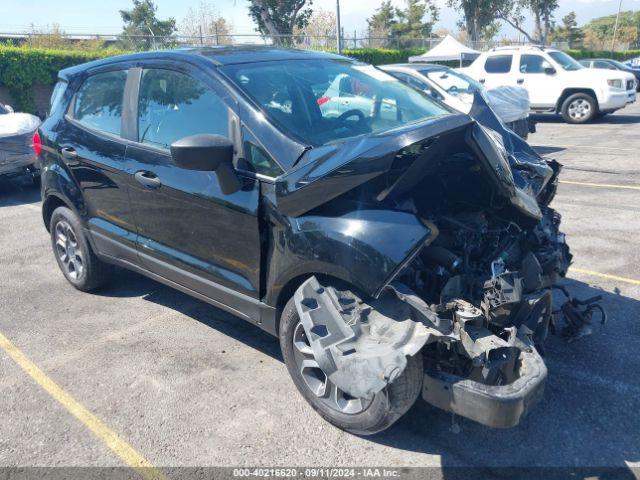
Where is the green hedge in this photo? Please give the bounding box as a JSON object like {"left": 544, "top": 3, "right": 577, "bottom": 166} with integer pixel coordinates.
{"left": 2, "top": 45, "right": 640, "bottom": 114}
{"left": 0, "top": 45, "right": 126, "bottom": 112}
{"left": 340, "top": 47, "right": 425, "bottom": 65}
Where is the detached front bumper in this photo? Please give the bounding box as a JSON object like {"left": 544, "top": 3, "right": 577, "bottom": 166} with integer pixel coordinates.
{"left": 422, "top": 347, "right": 547, "bottom": 428}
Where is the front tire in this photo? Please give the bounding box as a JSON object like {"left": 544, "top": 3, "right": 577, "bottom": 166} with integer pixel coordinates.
{"left": 279, "top": 293, "right": 423, "bottom": 435}
{"left": 561, "top": 93, "right": 597, "bottom": 124}
{"left": 49, "top": 206, "right": 112, "bottom": 291}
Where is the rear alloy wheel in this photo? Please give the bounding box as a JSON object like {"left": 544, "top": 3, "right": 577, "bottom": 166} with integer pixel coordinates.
{"left": 50, "top": 206, "right": 112, "bottom": 291}
{"left": 561, "top": 93, "right": 597, "bottom": 124}
{"left": 279, "top": 292, "right": 423, "bottom": 435}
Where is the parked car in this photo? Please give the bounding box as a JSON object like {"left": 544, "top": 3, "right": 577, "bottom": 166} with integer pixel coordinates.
{"left": 580, "top": 58, "right": 640, "bottom": 92}
{"left": 0, "top": 103, "right": 41, "bottom": 183}
{"left": 39, "top": 47, "right": 586, "bottom": 434}
{"left": 462, "top": 46, "right": 637, "bottom": 123}
{"left": 379, "top": 63, "right": 535, "bottom": 139}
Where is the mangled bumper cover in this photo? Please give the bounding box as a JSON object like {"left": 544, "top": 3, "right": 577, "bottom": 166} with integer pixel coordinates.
{"left": 422, "top": 345, "right": 547, "bottom": 428}
{"left": 294, "top": 276, "right": 431, "bottom": 399}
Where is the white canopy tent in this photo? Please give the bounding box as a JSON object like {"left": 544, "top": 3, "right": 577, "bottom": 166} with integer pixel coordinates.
{"left": 408, "top": 35, "right": 481, "bottom": 66}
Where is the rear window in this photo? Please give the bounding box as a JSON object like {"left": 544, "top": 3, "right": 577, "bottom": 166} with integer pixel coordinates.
{"left": 49, "top": 81, "right": 68, "bottom": 116}
{"left": 485, "top": 55, "right": 513, "bottom": 74}
{"left": 73, "top": 70, "right": 127, "bottom": 136}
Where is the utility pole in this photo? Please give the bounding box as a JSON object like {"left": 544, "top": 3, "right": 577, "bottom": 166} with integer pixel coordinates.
{"left": 611, "top": 0, "right": 623, "bottom": 51}
{"left": 336, "top": 0, "right": 342, "bottom": 54}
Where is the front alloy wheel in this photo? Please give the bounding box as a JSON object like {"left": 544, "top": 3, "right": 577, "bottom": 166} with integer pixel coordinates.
{"left": 279, "top": 292, "right": 424, "bottom": 435}
{"left": 292, "top": 321, "right": 372, "bottom": 415}
{"left": 561, "top": 93, "right": 597, "bottom": 124}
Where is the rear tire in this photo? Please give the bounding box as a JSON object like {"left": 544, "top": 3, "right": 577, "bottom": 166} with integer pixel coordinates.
{"left": 561, "top": 93, "right": 597, "bottom": 124}
{"left": 49, "top": 206, "right": 112, "bottom": 291}
{"left": 279, "top": 293, "right": 423, "bottom": 435}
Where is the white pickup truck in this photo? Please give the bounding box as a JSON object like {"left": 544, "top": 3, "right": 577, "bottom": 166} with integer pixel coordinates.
{"left": 462, "top": 46, "right": 637, "bottom": 123}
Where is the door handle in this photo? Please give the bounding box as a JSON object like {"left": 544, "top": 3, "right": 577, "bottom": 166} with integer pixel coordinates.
{"left": 134, "top": 170, "right": 162, "bottom": 189}
{"left": 517, "top": 78, "right": 525, "bottom": 84}
{"left": 60, "top": 147, "right": 80, "bottom": 166}
{"left": 60, "top": 147, "right": 77, "bottom": 160}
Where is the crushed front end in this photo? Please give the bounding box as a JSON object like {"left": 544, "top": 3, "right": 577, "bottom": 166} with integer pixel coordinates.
{"left": 282, "top": 108, "right": 601, "bottom": 429}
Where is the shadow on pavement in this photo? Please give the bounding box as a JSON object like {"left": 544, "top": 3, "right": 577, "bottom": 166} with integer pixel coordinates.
{"left": 93, "top": 268, "right": 640, "bottom": 474}
{"left": 0, "top": 175, "right": 41, "bottom": 207}
{"left": 532, "top": 145, "right": 566, "bottom": 156}
{"left": 532, "top": 112, "right": 640, "bottom": 125}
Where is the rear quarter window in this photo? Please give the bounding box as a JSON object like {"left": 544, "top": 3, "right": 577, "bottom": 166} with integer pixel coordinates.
{"left": 49, "top": 81, "right": 68, "bottom": 117}
{"left": 484, "top": 55, "right": 513, "bottom": 74}
{"left": 73, "top": 70, "right": 128, "bottom": 136}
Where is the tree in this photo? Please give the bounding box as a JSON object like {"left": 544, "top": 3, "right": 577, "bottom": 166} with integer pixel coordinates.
{"left": 446, "top": 0, "right": 500, "bottom": 46}
{"left": 528, "top": 0, "right": 558, "bottom": 45}
{"left": 392, "top": 0, "right": 439, "bottom": 48}
{"left": 367, "top": 0, "right": 439, "bottom": 48}
{"left": 553, "top": 11, "right": 584, "bottom": 48}
{"left": 119, "top": 0, "right": 176, "bottom": 50}
{"left": 583, "top": 11, "right": 640, "bottom": 50}
{"left": 248, "top": 0, "right": 313, "bottom": 46}
{"left": 293, "top": 8, "right": 336, "bottom": 48}
{"left": 367, "top": 1, "right": 398, "bottom": 47}
{"left": 495, "top": 0, "right": 558, "bottom": 45}
{"left": 180, "top": 1, "right": 233, "bottom": 45}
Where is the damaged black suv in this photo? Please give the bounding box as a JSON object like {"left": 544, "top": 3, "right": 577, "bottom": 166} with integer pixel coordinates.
{"left": 39, "top": 47, "right": 575, "bottom": 435}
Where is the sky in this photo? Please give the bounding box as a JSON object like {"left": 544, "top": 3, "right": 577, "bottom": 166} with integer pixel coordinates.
{"left": 0, "top": 0, "right": 639, "bottom": 37}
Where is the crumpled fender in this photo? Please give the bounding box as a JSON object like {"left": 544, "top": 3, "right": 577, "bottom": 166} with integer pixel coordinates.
{"left": 265, "top": 207, "right": 435, "bottom": 302}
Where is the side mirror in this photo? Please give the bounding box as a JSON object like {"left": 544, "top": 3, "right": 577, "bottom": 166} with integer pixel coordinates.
{"left": 544, "top": 67, "right": 557, "bottom": 75}
{"left": 170, "top": 134, "right": 240, "bottom": 195}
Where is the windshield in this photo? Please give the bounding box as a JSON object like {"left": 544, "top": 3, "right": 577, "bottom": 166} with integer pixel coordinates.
{"left": 421, "top": 68, "right": 483, "bottom": 96}
{"left": 548, "top": 51, "right": 583, "bottom": 71}
{"left": 222, "top": 59, "right": 450, "bottom": 146}
{"left": 609, "top": 59, "right": 630, "bottom": 70}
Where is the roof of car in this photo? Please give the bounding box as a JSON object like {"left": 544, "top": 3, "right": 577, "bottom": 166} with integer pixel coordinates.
{"left": 487, "top": 45, "right": 559, "bottom": 53}
{"left": 59, "top": 46, "right": 348, "bottom": 79}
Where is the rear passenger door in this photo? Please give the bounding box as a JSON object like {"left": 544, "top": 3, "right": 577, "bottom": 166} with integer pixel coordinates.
{"left": 59, "top": 68, "right": 138, "bottom": 263}
{"left": 478, "top": 54, "right": 514, "bottom": 89}
{"left": 124, "top": 65, "right": 264, "bottom": 311}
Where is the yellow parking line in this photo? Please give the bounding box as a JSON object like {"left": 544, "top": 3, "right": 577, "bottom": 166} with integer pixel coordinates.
{"left": 570, "top": 267, "right": 640, "bottom": 286}
{"left": 0, "top": 332, "right": 167, "bottom": 480}
{"left": 560, "top": 180, "right": 640, "bottom": 191}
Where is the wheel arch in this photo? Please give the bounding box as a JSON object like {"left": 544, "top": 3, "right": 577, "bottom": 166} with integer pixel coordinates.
{"left": 42, "top": 193, "right": 74, "bottom": 232}
{"left": 273, "top": 273, "right": 361, "bottom": 336}
{"left": 556, "top": 88, "right": 599, "bottom": 113}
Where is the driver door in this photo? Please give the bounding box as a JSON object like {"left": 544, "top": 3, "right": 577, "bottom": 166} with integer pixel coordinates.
{"left": 124, "top": 66, "right": 263, "bottom": 311}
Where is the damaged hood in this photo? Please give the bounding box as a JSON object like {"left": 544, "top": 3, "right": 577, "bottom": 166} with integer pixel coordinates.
{"left": 275, "top": 113, "right": 472, "bottom": 218}
{"left": 275, "top": 96, "right": 555, "bottom": 219}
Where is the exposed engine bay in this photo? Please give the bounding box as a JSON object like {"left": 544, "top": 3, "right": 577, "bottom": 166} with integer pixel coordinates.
{"left": 291, "top": 117, "right": 605, "bottom": 428}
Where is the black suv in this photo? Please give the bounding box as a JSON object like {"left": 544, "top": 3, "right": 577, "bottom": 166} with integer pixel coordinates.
{"left": 39, "top": 47, "right": 575, "bottom": 435}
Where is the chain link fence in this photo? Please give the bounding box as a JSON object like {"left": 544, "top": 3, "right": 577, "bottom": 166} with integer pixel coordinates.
{"left": 0, "top": 31, "right": 624, "bottom": 53}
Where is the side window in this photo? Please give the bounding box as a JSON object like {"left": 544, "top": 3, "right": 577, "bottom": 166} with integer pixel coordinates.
{"left": 74, "top": 70, "right": 127, "bottom": 135}
{"left": 484, "top": 55, "right": 513, "bottom": 74}
{"left": 240, "top": 128, "right": 283, "bottom": 178}
{"left": 519, "top": 55, "right": 552, "bottom": 74}
{"left": 138, "top": 69, "right": 229, "bottom": 150}
{"left": 594, "top": 61, "right": 614, "bottom": 69}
